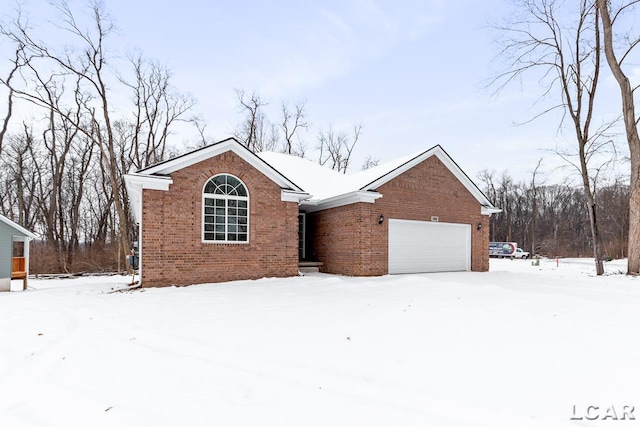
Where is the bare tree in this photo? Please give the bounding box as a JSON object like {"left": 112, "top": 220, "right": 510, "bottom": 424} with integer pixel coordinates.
{"left": 1, "top": 1, "right": 195, "bottom": 271}
{"left": 122, "top": 53, "right": 196, "bottom": 169}
{"left": 1, "top": 124, "right": 37, "bottom": 229}
{"left": 493, "top": 0, "right": 608, "bottom": 274}
{"left": 477, "top": 169, "right": 499, "bottom": 242}
{"left": 361, "top": 155, "right": 380, "bottom": 171}
{"left": 596, "top": 0, "right": 640, "bottom": 274}
{"left": 0, "top": 0, "right": 132, "bottom": 269}
{"left": 529, "top": 159, "right": 545, "bottom": 257}
{"left": 280, "top": 101, "right": 309, "bottom": 156}
{"left": 0, "top": 44, "right": 27, "bottom": 157}
{"left": 234, "top": 89, "right": 278, "bottom": 152}
{"left": 191, "top": 117, "right": 214, "bottom": 148}
{"left": 317, "top": 122, "right": 363, "bottom": 173}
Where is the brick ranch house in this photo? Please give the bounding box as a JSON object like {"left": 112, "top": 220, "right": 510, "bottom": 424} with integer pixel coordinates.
{"left": 124, "top": 138, "right": 500, "bottom": 287}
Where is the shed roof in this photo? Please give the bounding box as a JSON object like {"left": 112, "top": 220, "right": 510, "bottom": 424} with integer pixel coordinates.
{"left": 0, "top": 214, "right": 37, "bottom": 239}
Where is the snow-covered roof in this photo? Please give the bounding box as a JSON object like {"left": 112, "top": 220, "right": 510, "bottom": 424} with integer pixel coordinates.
{"left": 126, "top": 139, "right": 497, "bottom": 218}
{"left": 258, "top": 145, "right": 497, "bottom": 213}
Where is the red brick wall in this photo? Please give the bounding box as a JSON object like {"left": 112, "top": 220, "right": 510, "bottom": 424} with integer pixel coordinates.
{"left": 141, "top": 151, "right": 299, "bottom": 287}
{"left": 308, "top": 203, "right": 383, "bottom": 276}
{"left": 310, "top": 155, "right": 489, "bottom": 275}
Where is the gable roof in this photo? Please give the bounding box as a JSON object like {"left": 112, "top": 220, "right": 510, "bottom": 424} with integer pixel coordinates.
{"left": 355, "top": 145, "right": 495, "bottom": 208}
{"left": 126, "top": 138, "right": 499, "bottom": 218}
{"left": 0, "top": 214, "right": 37, "bottom": 239}
{"left": 124, "top": 138, "right": 311, "bottom": 224}
{"left": 259, "top": 145, "right": 499, "bottom": 214}
{"left": 137, "top": 137, "right": 305, "bottom": 193}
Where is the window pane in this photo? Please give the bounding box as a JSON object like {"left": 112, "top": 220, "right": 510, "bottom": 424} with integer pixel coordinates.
{"left": 226, "top": 176, "right": 240, "bottom": 187}
{"left": 203, "top": 176, "right": 249, "bottom": 243}
{"left": 212, "top": 175, "right": 226, "bottom": 187}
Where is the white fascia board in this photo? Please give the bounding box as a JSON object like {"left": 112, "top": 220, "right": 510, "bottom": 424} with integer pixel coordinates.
{"left": 139, "top": 139, "right": 304, "bottom": 193}
{"left": 124, "top": 173, "right": 173, "bottom": 191}
{"left": 281, "top": 190, "right": 312, "bottom": 203}
{"left": 301, "top": 191, "right": 382, "bottom": 213}
{"left": 482, "top": 206, "right": 503, "bottom": 216}
{"left": 0, "top": 214, "right": 36, "bottom": 239}
{"left": 124, "top": 174, "right": 173, "bottom": 224}
{"left": 361, "top": 145, "right": 496, "bottom": 209}
{"left": 140, "top": 139, "right": 238, "bottom": 175}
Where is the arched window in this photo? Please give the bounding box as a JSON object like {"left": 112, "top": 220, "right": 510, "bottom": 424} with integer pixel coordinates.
{"left": 202, "top": 174, "right": 249, "bottom": 242}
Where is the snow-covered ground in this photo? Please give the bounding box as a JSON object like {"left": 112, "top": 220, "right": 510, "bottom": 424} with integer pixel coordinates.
{"left": 1, "top": 258, "right": 638, "bottom": 427}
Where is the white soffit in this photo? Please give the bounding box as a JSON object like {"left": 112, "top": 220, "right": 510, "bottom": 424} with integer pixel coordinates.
{"left": 301, "top": 191, "right": 382, "bottom": 212}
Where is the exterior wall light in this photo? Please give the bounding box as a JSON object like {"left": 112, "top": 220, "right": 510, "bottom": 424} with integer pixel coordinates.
{"left": 378, "top": 214, "right": 385, "bottom": 225}
{"left": 477, "top": 222, "right": 483, "bottom": 230}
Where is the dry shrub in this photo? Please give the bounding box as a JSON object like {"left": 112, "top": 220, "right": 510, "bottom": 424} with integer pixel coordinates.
{"left": 30, "top": 241, "right": 127, "bottom": 275}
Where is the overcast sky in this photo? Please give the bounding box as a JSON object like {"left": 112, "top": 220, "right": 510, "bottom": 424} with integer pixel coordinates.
{"left": 3, "top": 0, "right": 638, "bottom": 184}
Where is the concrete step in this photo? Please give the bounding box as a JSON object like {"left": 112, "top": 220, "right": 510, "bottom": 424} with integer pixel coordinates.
{"left": 299, "top": 261, "right": 323, "bottom": 274}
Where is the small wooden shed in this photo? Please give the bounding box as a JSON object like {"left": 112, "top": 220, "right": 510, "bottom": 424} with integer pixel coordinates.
{"left": 0, "top": 214, "right": 36, "bottom": 291}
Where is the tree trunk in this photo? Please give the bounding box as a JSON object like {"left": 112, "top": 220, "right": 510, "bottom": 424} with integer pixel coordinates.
{"left": 597, "top": 0, "right": 640, "bottom": 274}
{"left": 587, "top": 199, "right": 604, "bottom": 275}
{"left": 628, "top": 158, "right": 640, "bottom": 274}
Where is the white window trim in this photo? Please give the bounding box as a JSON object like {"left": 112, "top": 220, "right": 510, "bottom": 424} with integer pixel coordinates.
{"left": 202, "top": 174, "right": 250, "bottom": 244}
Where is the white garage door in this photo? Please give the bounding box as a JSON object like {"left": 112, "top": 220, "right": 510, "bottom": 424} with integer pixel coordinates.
{"left": 388, "top": 219, "right": 471, "bottom": 274}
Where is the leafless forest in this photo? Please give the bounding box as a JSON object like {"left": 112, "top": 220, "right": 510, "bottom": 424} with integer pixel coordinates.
{"left": 478, "top": 171, "right": 629, "bottom": 259}
{"left": 0, "top": 1, "right": 636, "bottom": 274}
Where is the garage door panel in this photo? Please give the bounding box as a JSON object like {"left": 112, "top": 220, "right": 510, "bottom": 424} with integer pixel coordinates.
{"left": 389, "top": 219, "right": 470, "bottom": 274}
